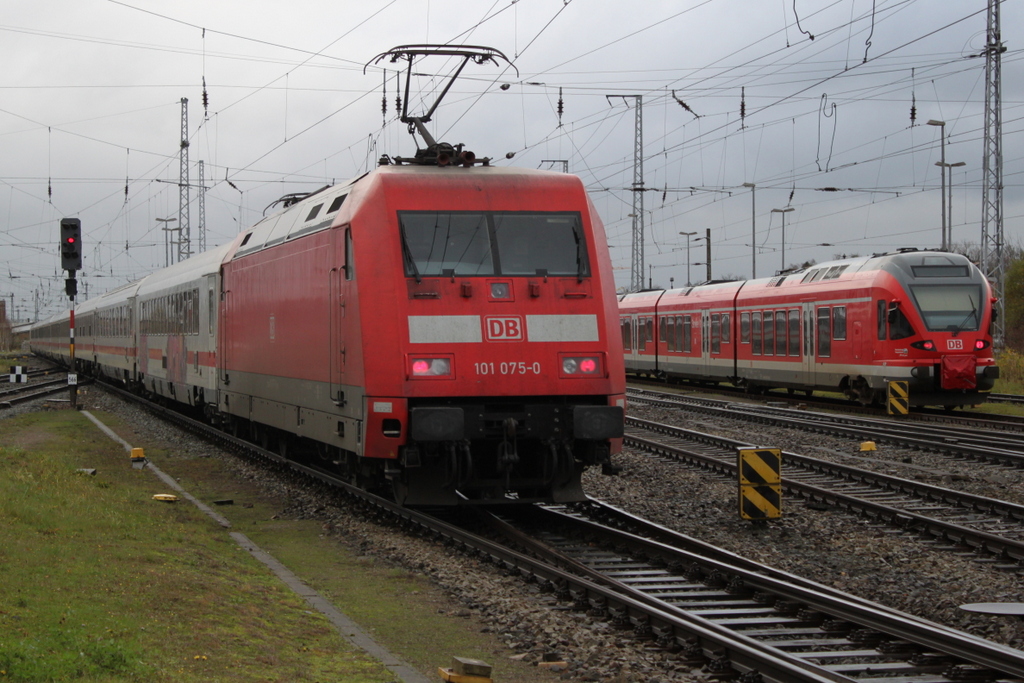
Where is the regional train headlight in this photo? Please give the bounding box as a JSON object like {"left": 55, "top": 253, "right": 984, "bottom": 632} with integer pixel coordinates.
{"left": 409, "top": 356, "right": 453, "bottom": 378}
{"left": 560, "top": 354, "right": 603, "bottom": 377}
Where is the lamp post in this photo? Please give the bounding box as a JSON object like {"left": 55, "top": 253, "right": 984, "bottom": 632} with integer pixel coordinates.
{"left": 936, "top": 160, "right": 966, "bottom": 248}
{"left": 926, "top": 120, "right": 947, "bottom": 249}
{"left": 679, "top": 231, "right": 698, "bottom": 285}
{"left": 771, "top": 207, "right": 795, "bottom": 272}
{"left": 155, "top": 217, "right": 177, "bottom": 267}
{"left": 742, "top": 183, "right": 756, "bottom": 278}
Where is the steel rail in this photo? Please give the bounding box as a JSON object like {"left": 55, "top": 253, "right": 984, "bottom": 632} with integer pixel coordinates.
{"left": 626, "top": 415, "right": 1024, "bottom": 565}
{"left": 492, "top": 500, "right": 1024, "bottom": 680}
{"left": 628, "top": 388, "right": 1024, "bottom": 466}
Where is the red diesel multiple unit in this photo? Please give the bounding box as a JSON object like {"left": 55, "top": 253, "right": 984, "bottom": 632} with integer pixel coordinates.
{"left": 32, "top": 163, "right": 626, "bottom": 505}
{"left": 619, "top": 249, "right": 998, "bottom": 407}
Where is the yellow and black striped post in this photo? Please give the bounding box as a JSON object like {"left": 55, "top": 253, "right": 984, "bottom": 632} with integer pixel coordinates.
{"left": 887, "top": 380, "right": 909, "bottom": 416}
{"left": 738, "top": 447, "right": 781, "bottom": 520}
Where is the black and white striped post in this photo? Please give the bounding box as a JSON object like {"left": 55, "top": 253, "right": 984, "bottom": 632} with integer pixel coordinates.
{"left": 60, "top": 218, "right": 82, "bottom": 409}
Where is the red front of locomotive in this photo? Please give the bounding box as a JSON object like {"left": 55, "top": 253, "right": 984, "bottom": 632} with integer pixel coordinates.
{"left": 350, "top": 165, "right": 625, "bottom": 504}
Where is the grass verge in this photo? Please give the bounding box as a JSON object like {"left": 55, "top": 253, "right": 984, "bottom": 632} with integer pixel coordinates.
{"left": 0, "top": 407, "right": 396, "bottom": 682}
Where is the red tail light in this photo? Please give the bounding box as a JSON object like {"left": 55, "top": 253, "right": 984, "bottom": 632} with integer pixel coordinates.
{"left": 910, "top": 340, "right": 936, "bottom": 351}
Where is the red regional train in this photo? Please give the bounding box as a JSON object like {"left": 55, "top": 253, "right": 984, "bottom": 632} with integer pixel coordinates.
{"left": 31, "top": 160, "right": 626, "bottom": 505}
{"left": 619, "top": 249, "right": 998, "bottom": 407}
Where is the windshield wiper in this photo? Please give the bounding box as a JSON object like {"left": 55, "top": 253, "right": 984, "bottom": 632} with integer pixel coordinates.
{"left": 950, "top": 295, "right": 977, "bottom": 338}
{"left": 401, "top": 234, "right": 422, "bottom": 283}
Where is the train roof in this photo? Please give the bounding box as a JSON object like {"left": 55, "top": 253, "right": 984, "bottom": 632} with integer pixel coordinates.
{"left": 135, "top": 240, "right": 237, "bottom": 298}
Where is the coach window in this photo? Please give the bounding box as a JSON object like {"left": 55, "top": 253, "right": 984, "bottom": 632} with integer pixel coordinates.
{"left": 621, "top": 319, "right": 631, "bottom": 351}
{"left": 675, "top": 316, "right": 683, "bottom": 352}
{"left": 638, "top": 318, "right": 646, "bottom": 350}
{"left": 660, "top": 317, "right": 668, "bottom": 346}
{"left": 763, "top": 311, "right": 774, "bottom": 356}
{"left": 665, "top": 316, "right": 675, "bottom": 351}
{"left": 752, "top": 312, "right": 763, "bottom": 355}
{"left": 741, "top": 312, "right": 750, "bottom": 343}
{"left": 833, "top": 306, "right": 847, "bottom": 340}
{"left": 646, "top": 318, "right": 654, "bottom": 349}
{"left": 788, "top": 310, "right": 800, "bottom": 356}
{"left": 722, "top": 312, "right": 731, "bottom": 343}
{"left": 877, "top": 300, "right": 887, "bottom": 339}
{"left": 683, "top": 316, "right": 692, "bottom": 353}
{"left": 711, "top": 314, "right": 721, "bottom": 354}
{"left": 817, "top": 307, "right": 832, "bottom": 357}
{"left": 776, "top": 310, "right": 787, "bottom": 355}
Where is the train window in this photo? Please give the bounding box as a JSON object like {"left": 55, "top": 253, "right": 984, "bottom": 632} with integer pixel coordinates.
{"left": 306, "top": 204, "right": 323, "bottom": 222}
{"left": 638, "top": 318, "right": 646, "bottom": 350}
{"left": 646, "top": 318, "right": 654, "bottom": 349}
{"left": 741, "top": 312, "right": 750, "bottom": 343}
{"left": 328, "top": 194, "right": 347, "bottom": 213}
{"left": 908, "top": 284, "right": 982, "bottom": 332}
{"left": 824, "top": 265, "right": 848, "bottom": 280}
{"left": 817, "top": 308, "right": 831, "bottom": 357}
{"left": 788, "top": 310, "right": 800, "bottom": 356}
{"left": 877, "top": 300, "right": 886, "bottom": 340}
{"left": 711, "top": 314, "right": 721, "bottom": 354}
{"left": 345, "top": 228, "right": 355, "bottom": 281}
{"left": 722, "top": 313, "right": 731, "bottom": 343}
{"left": 810, "top": 269, "right": 826, "bottom": 282}
{"left": 801, "top": 269, "right": 819, "bottom": 283}
{"left": 399, "top": 211, "right": 587, "bottom": 278}
{"left": 833, "top": 306, "right": 847, "bottom": 340}
{"left": 660, "top": 317, "right": 668, "bottom": 344}
{"left": 763, "top": 312, "right": 774, "bottom": 356}
{"left": 665, "top": 316, "right": 675, "bottom": 350}
{"left": 889, "top": 307, "right": 915, "bottom": 340}
{"left": 621, "top": 319, "right": 631, "bottom": 351}
{"left": 400, "top": 212, "right": 495, "bottom": 276}
{"left": 911, "top": 265, "right": 968, "bottom": 277}
{"left": 776, "top": 311, "right": 787, "bottom": 355}
{"left": 683, "top": 316, "right": 691, "bottom": 353}
{"left": 752, "top": 312, "right": 762, "bottom": 355}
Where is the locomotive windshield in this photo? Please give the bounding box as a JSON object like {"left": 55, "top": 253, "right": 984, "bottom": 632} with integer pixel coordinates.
{"left": 908, "top": 284, "right": 983, "bottom": 332}
{"left": 399, "top": 211, "right": 589, "bottom": 278}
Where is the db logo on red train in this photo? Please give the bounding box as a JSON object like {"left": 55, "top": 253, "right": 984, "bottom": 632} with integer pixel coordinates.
{"left": 947, "top": 339, "right": 964, "bottom": 351}
{"left": 485, "top": 316, "right": 524, "bottom": 341}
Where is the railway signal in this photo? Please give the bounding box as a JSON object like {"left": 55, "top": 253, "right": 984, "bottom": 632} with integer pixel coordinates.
{"left": 60, "top": 217, "right": 82, "bottom": 272}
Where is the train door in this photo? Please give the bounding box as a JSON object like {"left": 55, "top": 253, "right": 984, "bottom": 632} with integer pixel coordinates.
{"left": 802, "top": 302, "right": 816, "bottom": 385}
{"left": 701, "top": 309, "right": 712, "bottom": 374}
{"left": 329, "top": 225, "right": 354, "bottom": 407}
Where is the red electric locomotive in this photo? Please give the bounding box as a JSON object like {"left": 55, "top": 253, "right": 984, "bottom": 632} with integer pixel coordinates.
{"left": 620, "top": 249, "right": 998, "bottom": 407}
{"left": 32, "top": 163, "right": 625, "bottom": 505}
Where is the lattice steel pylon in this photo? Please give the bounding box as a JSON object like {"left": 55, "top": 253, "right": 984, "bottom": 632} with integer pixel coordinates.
{"left": 608, "top": 95, "right": 645, "bottom": 292}
{"left": 981, "top": 0, "right": 1005, "bottom": 345}
{"left": 177, "top": 97, "right": 191, "bottom": 263}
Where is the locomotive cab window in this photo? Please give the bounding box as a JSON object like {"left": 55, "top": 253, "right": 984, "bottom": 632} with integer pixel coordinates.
{"left": 399, "top": 211, "right": 588, "bottom": 278}
{"left": 909, "top": 284, "right": 982, "bottom": 333}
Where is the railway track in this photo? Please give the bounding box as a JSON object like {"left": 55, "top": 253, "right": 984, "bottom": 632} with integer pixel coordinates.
{"left": 0, "top": 375, "right": 74, "bottom": 407}
{"left": 625, "top": 415, "right": 1024, "bottom": 568}
{"left": 628, "top": 387, "right": 1024, "bottom": 467}
{"left": 84, "top": 381, "right": 1024, "bottom": 682}
{"left": 483, "top": 501, "right": 1024, "bottom": 683}
{"left": 629, "top": 377, "right": 1024, "bottom": 429}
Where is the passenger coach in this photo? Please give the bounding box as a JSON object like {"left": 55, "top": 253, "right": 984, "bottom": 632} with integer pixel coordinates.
{"left": 620, "top": 249, "right": 998, "bottom": 407}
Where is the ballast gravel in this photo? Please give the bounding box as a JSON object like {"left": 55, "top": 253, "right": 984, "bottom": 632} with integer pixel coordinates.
{"left": 10, "top": 388, "right": 1024, "bottom": 682}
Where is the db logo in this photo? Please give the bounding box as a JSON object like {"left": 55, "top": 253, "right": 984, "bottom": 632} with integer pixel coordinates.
{"left": 947, "top": 339, "right": 964, "bottom": 351}
{"left": 485, "top": 316, "right": 524, "bottom": 341}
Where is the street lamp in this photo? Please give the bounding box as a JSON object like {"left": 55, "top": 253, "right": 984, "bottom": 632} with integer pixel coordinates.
{"left": 155, "top": 217, "right": 177, "bottom": 268}
{"left": 771, "top": 207, "right": 795, "bottom": 271}
{"left": 679, "top": 231, "right": 699, "bottom": 285}
{"left": 936, "top": 160, "right": 966, "bottom": 248}
{"left": 742, "top": 183, "right": 756, "bottom": 278}
{"left": 926, "top": 120, "right": 948, "bottom": 249}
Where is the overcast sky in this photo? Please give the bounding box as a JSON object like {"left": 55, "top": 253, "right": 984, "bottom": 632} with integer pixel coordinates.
{"left": 2, "top": 0, "right": 1021, "bottom": 321}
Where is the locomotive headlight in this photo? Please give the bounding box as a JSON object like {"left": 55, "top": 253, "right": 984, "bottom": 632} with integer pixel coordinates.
{"left": 409, "top": 356, "right": 453, "bottom": 378}
{"left": 910, "top": 340, "right": 936, "bottom": 352}
{"left": 975, "top": 339, "right": 990, "bottom": 350}
{"left": 560, "top": 354, "right": 603, "bottom": 377}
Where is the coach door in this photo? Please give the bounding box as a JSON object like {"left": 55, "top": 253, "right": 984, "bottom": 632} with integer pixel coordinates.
{"left": 802, "top": 302, "right": 816, "bottom": 384}
{"left": 701, "top": 309, "right": 712, "bottom": 374}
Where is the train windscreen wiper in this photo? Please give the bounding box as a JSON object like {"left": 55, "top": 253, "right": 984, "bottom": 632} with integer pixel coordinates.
{"left": 950, "top": 296, "right": 977, "bottom": 338}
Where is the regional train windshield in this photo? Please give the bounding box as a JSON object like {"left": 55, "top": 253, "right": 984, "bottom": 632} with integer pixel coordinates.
{"left": 908, "top": 284, "right": 983, "bottom": 333}
{"left": 399, "top": 211, "right": 589, "bottom": 278}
